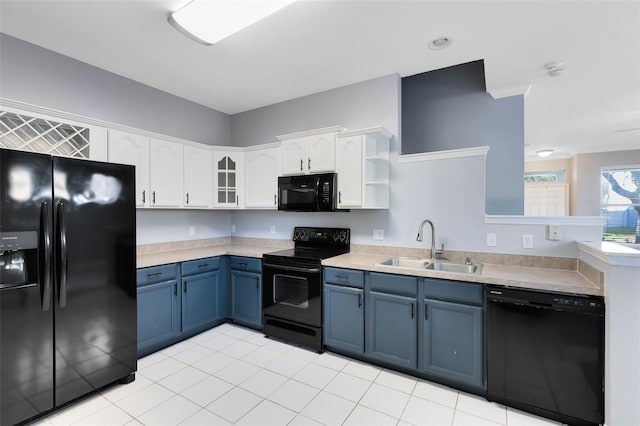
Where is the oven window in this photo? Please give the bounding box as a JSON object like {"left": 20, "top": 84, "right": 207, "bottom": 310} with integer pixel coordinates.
{"left": 273, "top": 274, "right": 309, "bottom": 308}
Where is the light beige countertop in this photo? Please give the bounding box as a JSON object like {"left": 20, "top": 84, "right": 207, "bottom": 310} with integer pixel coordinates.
{"left": 137, "top": 238, "right": 603, "bottom": 297}
{"left": 322, "top": 252, "right": 603, "bottom": 297}
{"left": 137, "top": 244, "right": 282, "bottom": 269}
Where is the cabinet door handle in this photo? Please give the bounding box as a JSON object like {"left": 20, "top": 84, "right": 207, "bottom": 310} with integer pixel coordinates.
{"left": 147, "top": 272, "right": 162, "bottom": 278}
{"left": 236, "top": 195, "right": 239, "bottom": 206}
{"left": 308, "top": 157, "right": 311, "bottom": 170}
{"left": 300, "top": 159, "right": 303, "bottom": 172}
{"left": 142, "top": 190, "right": 146, "bottom": 204}
{"left": 174, "top": 283, "right": 177, "bottom": 295}
{"left": 358, "top": 293, "right": 362, "bottom": 308}
{"left": 186, "top": 192, "right": 189, "bottom": 204}
{"left": 198, "top": 263, "right": 210, "bottom": 268}
{"left": 335, "top": 274, "right": 348, "bottom": 281}
{"left": 184, "top": 281, "right": 187, "bottom": 293}
{"left": 152, "top": 191, "right": 156, "bottom": 204}
{"left": 339, "top": 191, "right": 342, "bottom": 204}
{"left": 239, "top": 262, "right": 247, "bottom": 267}
{"left": 274, "top": 194, "right": 277, "bottom": 205}
{"left": 411, "top": 303, "right": 415, "bottom": 319}
{"left": 425, "top": 303, "right": 428, "bottom": 320}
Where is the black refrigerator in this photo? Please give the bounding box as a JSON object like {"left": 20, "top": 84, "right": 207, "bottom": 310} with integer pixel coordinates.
{"left": 0, "top": 148, "right": 137, "bottom": 425}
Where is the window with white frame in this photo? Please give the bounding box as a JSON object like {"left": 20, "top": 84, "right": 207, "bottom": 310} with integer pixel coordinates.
{"left": 601, "top": 166, "right": 640, "bottom": 243}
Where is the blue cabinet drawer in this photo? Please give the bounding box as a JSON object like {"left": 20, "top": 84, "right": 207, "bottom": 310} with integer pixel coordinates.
{"left": 424, "top": 278, "right": 483, "bottom": 305}
{"left": 182, "top": 257, "right": 220, "bottom": 276}
{"left": 324, "top": 267, "right": 364, "bottom": 288}
{"left": 369, "top": 272, "right": 418, "bottom": 296}
{"left": 137, "top": 263, "right": 179, "bottom": 287}
{"left": 230, "top": 256, "right": 261, "bottom": 273}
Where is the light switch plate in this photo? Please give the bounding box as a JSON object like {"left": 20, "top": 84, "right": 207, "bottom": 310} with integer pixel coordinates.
{"left": 372, "top": 229, "right": 384, "bottom": 240}
{"left": 486, "top": 233, "right": 497, "bottom": 247}
{"left": 270, "top": 225, "right": 276, "bottom": 235}
{"left": 188, "top": 226, "right": 195, "bottom": 236}
{"left": 231, "top": 224, "right": 236, "bottom": 233}
{"left": 523, "top": 234, "right": 534, "bottom": 249}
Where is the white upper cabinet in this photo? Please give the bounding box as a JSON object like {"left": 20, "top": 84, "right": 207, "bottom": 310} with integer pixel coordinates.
{"left": 336, "top": 135, "right": 363, "bottom": 208}
{"left": 281, "top": 137, "right": 307, "bottom": 175}
{"left": 213, "top": 150, "right": 245, "bottom": 208}
{"left": 245, "top": 145, "right": 280, "bottom": 209}
{"left": 183, "top": 145, "right": 212, "bottom": 208}
{"left": 149, "top": 138, "right": 184, "bottom": 208}
{"left": 107, "top": 130, "right": 150, "bottom": 208}
{"left": 336, "top": 127, "right": 391, "bottom": 209}
{"left": 278, "top": 126, "right": 344, "bottom": 175}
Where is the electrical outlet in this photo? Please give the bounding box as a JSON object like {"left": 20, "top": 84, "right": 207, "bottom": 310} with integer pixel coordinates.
{"left": 522, "top": 234, "right": 534, "bottom": 249}
{"left": 188, "top": 226, "right": 195, "bottom": 236}
{"left": 486, "top": 233, "right": 497, "bottom": 247}
{"left": 231, "top": 224, "right": 236, "bottom": 233}
{"left": 270, "top": 225, "right": 276, "bottom": 235}
{"left": 372, "top": 229, "right": 384, "bottom": 240}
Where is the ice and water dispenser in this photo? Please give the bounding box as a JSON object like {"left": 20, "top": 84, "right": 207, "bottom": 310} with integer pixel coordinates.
{"left": 0, "top": 231, "right": 38, "bottom": 287}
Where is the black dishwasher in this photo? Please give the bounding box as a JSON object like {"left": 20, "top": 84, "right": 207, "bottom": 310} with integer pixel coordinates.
{"left": 486, "top": 286, "right": 604, "bottom": 426}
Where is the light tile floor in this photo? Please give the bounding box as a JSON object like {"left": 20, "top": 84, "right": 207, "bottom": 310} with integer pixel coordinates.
{"left": 32, "top": 324, "right": 561, "bottom": 426}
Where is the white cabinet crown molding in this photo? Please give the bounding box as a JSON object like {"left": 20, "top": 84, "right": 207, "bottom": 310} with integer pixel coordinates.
{"left": 398, "top": 146, "right": 489, "bottom": 163}
{"left": 243, "top": 141, "right": 281, "bottom": 152}
{"left": 277, "top": 125, "right": 346, "bottom": 141}
{"left": 337, "top": 126, "right": 392, "bottom": 139}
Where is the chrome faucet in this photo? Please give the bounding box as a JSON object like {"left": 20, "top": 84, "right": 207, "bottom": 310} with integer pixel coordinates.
{"left": 416, "top": 219, "right": 437, "bottom": 260}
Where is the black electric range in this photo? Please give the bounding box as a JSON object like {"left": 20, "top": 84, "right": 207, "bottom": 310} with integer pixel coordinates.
{"left": 262, "top": 227, "right": 350, "bottom": 352}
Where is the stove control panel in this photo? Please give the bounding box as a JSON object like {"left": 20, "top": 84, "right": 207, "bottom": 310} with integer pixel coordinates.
{"left": 292, "top": 227, "right": 350, "bottom": 248}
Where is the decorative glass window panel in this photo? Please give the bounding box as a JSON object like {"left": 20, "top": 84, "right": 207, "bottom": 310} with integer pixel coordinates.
{"left": 0, "top": 111, "right": 90, "bottom": 158}
{"left": 524, "top": 170, "right": 566, "bottom": 183}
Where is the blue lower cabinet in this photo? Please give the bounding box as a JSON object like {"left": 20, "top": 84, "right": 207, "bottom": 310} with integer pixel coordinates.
{"left": 323, "top": 284, "right": 364, "bottom": 354}
{"left": 367, "top": 290, "right": 418, "bottom": 369}
{"left": 137, "top": 279, "right": 180, "bottom": 356}
{"left": 423, "top": 299, "right": 483, "bottom": 388}
{"left": 230, "top": 269, "right": 262, "bottom": 328}
{"left": 182, "top": 269, "right": 224, "bottom": 334}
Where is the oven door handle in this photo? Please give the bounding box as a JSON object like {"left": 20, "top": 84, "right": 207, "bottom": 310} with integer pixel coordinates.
{"left": 263, "top": 263, "right": 321, "bottom": 274}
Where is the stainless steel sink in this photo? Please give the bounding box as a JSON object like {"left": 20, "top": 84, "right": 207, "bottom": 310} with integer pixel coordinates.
{"left": 377, "top": 257, "right": 483, "bottom": 275}
{"left": 377, "top": 257, "right": 431, "bottom": 269}
{"left": 425, "top": 261, "right": 483, "bottom": 274}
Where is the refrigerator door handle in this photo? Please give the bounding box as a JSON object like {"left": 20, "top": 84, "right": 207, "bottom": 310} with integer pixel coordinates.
{"left": 39, "top": 202, "right": 52, "bottom": 311}
{"left": 56, "top": 202, "right": 68, "bottom": 308}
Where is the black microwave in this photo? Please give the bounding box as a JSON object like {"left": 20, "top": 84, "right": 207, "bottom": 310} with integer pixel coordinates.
{"left": 278, "top": 173, "right": 338, "bottom": 212}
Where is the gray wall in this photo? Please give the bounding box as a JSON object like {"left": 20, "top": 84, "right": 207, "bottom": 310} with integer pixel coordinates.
{"left": 136, "top": 210, "right": 231, "bottom": 245}
{"left": 231, "top": 74, "right": 400, "bottom": 146}
{"left": 401, "top": 61, "right": 524, "bottom": 215}
{"left": 230, "top": 74, "right": 598, "bottom": 256}
{"left": 574, "top": 149, "right": 640, "bottom": 215}
{"left": 0, "top": 33, "right": 231, "bottom": 145}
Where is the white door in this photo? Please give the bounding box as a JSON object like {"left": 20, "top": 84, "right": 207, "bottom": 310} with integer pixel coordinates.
{"left": 107, "top": 130, "right": 149, "bottom": 207}
{"left": 281, "top": 137, "right": 306, "bottom": 175}
{"left": 245, "top": 147, "right": 280, "bottom": 208}
{"left": 543, "top": 184, "right": 567, "bottom": 216}
{"left": 183, "top": 145, "right": 212, "bottom": 208}
{"left": 149, "top": 138, "right": 183, "bottom": 207}
{"left": 307, "top": 132, "right": 336, "bottom": 173}
{"left": 213, "top": 151, "right": 244, "bottom": 208}
{"left": 336, "top": 136, "right": 363, "bottom": 208}
{"left": 525, "top": 184, "right": 568, "bottom": 216}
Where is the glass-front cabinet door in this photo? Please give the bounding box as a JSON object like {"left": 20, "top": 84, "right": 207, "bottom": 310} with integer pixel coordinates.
{"left": 213, "top": 151, "right": 244, "bottom": 208}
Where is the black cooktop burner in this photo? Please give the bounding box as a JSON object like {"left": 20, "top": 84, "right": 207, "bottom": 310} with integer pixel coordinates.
{"left": 263, "top": 227, "right": 351, "bottom": 264}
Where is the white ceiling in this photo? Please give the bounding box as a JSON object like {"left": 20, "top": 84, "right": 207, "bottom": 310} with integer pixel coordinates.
{"left": 1, "top": 0, "right": 639, "bottom": 160}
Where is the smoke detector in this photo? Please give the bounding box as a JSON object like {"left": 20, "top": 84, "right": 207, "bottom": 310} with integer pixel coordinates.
{"left": 429, "top": 37, "right": 451, "bottom": 50}
{"left": 544, "top": 62, "right": 564, "bottom": 77}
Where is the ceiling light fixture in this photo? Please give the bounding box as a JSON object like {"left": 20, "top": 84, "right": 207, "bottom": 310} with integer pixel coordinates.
{"left": 544, "top": 62, "right": 564, "bottom": 77}
{"left": 168, "top": 0, "right": 297, "bottom": 46}
{"left": 429, "top": 37, "right": 450, "bottom": 50}
{"left": 536, "top": 149, "right": 554, "bottom": 158}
